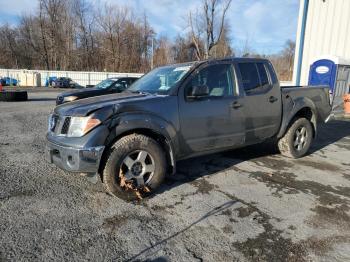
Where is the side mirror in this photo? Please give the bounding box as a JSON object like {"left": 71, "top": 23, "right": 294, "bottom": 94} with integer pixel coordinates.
{"left": 189, "top": 85, "right": 209, "bottom": 98}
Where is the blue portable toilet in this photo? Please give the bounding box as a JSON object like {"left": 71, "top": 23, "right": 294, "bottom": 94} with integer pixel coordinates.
{"left": 309, "top": 56, "right": 350, "bottom": 112}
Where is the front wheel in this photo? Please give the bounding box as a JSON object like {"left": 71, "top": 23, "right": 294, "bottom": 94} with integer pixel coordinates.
{"left": 102, "top": 134, "right": 166, "bottom": 201}
{"left": 278, "top": 118, "right": 313, "bottom": 159}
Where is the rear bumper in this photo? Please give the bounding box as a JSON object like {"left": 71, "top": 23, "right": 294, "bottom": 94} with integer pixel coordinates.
{"left": 46, "top": 141, "right": 105, "bottom": 173}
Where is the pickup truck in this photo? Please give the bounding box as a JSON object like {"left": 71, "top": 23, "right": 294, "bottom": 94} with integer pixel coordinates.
{"left": 46, "top": 58, "right": 331, "bottom": 200}
{"left": 56, "top": 77, "right": 140, "bottom": 105}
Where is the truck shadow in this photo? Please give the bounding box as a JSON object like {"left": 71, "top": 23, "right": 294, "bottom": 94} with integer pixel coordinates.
{"left": 156, "top": 143, "right": 278, "bottom": 196}
{"left": 309, "top": 120, "right": 350, "bottom": 153}
{"left": 156, "top": 119, "right": 350, "bottom": 195}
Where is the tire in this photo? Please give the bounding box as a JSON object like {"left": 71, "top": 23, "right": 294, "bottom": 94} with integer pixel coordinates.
{"left": 0, "top": 91, "right": 28, "bottom": 102}
{"left": 102, "top": 134, "right": 166, "bottom": 201}
{"left": 278, "top": 118, "right": 313, "bottom": 159}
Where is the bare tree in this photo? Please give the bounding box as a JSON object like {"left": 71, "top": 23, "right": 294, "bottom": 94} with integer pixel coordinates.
{"left": 189, "top": 0, "right": 232, "bottom": 60}
{"left": 0, "top": 0, "right": 236, "bottom": 73}
{"left": 268, "top": 40, "right": 295, "bottom": 81}
{"left": 72, "top": 0, "right": 96, "bottom": 70}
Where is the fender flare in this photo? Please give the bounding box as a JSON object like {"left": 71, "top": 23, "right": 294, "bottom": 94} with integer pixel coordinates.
{"left": 104, "top": 112, "right": 178, "bottom": 172}
{"left": 277, "top": 96, "right": 318, "bottom": 138}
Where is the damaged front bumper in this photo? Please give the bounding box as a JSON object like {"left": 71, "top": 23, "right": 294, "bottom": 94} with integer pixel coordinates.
{"left": 46, "top": 141, "right": 105, "bottom": 173}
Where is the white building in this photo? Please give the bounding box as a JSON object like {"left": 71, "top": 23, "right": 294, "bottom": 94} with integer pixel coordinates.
{"left": 293, "top": 0, "right": 350, "bottom": 85}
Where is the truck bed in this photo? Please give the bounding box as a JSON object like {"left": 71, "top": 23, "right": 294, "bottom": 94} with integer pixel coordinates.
{"left": 281, "top": 85, "right": 331, "bottom": 123}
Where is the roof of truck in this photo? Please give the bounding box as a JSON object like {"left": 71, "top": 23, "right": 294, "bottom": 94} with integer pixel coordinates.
{"left": 206, "top": 57, "right": 270, "bottom": 63}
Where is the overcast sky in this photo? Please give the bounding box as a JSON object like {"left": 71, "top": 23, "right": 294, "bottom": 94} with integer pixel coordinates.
{"left": 0, "top": 0, "right": 300, "bottom": 54}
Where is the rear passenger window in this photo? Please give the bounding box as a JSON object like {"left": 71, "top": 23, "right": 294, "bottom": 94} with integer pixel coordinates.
{"left": 238, "top": 63, "right": 260, "bottom": 94}
{"left": 257, "top": 63, "right": 269, "bottom": 86}
{"left": 266, "top": 62, "right": 278, "bottom": 84}
{"left": 238, "top": 62, "right": 271, "bottom": 95}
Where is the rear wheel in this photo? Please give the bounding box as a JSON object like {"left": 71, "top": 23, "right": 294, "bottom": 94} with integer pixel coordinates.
{"left": 278, "top": 118, "right": 313, "bottom": 158}
{"left": 102, "top": 134, "right": 166, "bottom": 201}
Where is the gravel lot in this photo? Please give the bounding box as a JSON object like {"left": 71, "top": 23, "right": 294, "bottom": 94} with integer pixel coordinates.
{"left": 1, "top": 91, "right": 350, "bottom": 262}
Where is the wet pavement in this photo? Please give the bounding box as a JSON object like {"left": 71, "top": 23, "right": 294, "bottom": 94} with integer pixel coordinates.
{"left": 0, "top": 91, "right": 350, "bottom": 261}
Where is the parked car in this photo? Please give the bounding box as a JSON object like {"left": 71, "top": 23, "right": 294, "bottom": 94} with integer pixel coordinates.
{"left": 52, "top": 77, "right": 82, "bottom": 88}
{"left": 45, "top": 76, "right": 57, "bottom": 87}
{"left": 56, "top": 77, "right": 139, "bottom": 105}
{"left": 0, "top": 77, "right": 19, "bottom": 86}
{"left": 46, "top": 58, "right": 331, "bottom": 200}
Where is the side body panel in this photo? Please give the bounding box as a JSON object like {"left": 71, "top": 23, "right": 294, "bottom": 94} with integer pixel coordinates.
{"left": 277, "top": 86, "right": 331, "bottom": 138}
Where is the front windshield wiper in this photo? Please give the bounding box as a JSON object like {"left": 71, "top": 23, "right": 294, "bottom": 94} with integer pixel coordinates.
{"left": 128, "top": 90, "right": 154, "bottom": 95}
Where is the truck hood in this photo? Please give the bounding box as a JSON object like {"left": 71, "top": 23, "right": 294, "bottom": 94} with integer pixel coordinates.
{"left": 54, "top": 92, "right": 148, "bottom": 116}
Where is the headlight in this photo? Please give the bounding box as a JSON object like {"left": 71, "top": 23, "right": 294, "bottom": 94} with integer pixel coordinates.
{"left": 67, "top": 116, "right": 101, "bottom": 137}
{"left": 63, "top": 96, "right": 78, "bottom": 103}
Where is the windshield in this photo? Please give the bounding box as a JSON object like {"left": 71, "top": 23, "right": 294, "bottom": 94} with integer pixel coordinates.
{"left": 128, "top": 63, "right": 193, "bottom": 94}
{"left": 95, "top": 79, "right": 116, "bottom": 89}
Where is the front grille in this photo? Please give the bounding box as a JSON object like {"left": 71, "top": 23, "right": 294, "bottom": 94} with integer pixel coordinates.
{"left": 61, "top": 117, "right": 71, "bottom": 134}
{"left": 49, "top": 115, "right": 71, "bottom": 136}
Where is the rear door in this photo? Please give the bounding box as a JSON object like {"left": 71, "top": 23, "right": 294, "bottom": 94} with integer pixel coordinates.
{"left": 178, "top": 63, "right": 245, "bottom": 155}
{"left": 236, "top": 62, "right": 282, "bottom": 143}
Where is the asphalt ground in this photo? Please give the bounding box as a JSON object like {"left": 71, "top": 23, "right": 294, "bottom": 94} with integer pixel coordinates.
{"left": 0, "top": 91, "right": 350, "bottom": 262}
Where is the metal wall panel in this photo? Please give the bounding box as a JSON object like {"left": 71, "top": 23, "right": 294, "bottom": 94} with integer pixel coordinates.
{"left": 0, "top": 69, "right": 143, "bottom": 87}
{"left": 293, "top": 0, "right": 350, "bottom": 85}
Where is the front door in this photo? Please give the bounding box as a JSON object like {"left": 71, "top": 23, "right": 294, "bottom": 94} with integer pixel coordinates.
{"left": 178, "top": 63, "right": 245, "bottom": 155}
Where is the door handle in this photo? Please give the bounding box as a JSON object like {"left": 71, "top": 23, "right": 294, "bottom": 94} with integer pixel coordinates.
{"left": 232, "top": 101, "right": 243, "bottom": 109}
{"left": 269, "top": 96, "right": 278, "bottom": 103}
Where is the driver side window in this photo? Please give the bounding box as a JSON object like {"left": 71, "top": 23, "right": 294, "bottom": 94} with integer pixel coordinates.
{"left": 185, "top": 64, "right": 234, "bottom": 98}
{"left": 112, "top": 80, "right": 128, "bottom": 91}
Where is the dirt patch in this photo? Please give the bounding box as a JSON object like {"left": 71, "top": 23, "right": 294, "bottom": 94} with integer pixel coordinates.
{"left": 249, "top": 171, "right": 350, "bottom": 206}
{"left": 151, "top": 201, "right": 182, "bottom": 211}
{"left": 298, "top": 235, "right": 350, "bottom": 257}
{"left": 309, "top": 205, "right": 350, "bottom": 230}
{"left": 220, "top": 209, "right": 232, "bottom": 217}
{"left": 235, "top": 206, "right": 256, "bottom": 218}
{"left": 296, "top": 159, "right": 341, "bottom": 172}
{"left": 249, "top": 172, "right": 300, "bottom": 197}
{"left": 250, "top": 156, "right": 294, "bottom": 172}
{"left": 222, "top": 225, "right": 234, "bottom": 234}
{"left": 102, "top": 215, "right": 129, "bottom": 232}
{"left": 343, "top": 173, "right": 350, "bottom": 181}
{"left": 150, "top": 205, "right": 168, "bottom": 211}
{"left": 190, "top": 179, "right": 217, "bottom": 195}
{"left": 218, "top": 190, "right": 309, "bottom": 261}
{"left": 288, "top": 225, "right": 297, "bottom": 231}
{"left": 102, "top": 214, "right": 153, "bottom": 233}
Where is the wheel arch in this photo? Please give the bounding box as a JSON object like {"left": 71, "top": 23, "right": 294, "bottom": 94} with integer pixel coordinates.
{"left": 278, "top": 97, "right": 318, "bottom": 139}
{"left": 99, "top": 126, "right": 177, "bottom": 179}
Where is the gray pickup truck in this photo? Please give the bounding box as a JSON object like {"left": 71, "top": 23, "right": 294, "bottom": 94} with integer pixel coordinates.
{"left": 46, "top": 58, "right": 331, "bottom": 200}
